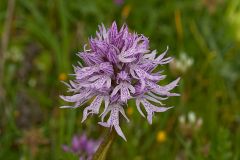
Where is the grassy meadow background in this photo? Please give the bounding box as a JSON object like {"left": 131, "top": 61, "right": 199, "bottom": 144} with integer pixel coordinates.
{"left": 0, "top": 0, "right": 240, "bottom": 159}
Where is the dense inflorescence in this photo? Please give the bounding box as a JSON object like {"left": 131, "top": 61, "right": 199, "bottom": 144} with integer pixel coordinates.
{"left": 60, "top": 22, "right": 180, "bottom": 140}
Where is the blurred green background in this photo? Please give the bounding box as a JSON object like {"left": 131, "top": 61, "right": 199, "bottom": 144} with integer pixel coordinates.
{"left": 0, "top": 0, "right": 240, "bottom": 159}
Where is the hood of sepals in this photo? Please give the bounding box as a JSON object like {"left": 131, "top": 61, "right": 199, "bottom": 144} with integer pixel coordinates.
{"left": 116, "top": 71, "right": 131, "bottom": 83}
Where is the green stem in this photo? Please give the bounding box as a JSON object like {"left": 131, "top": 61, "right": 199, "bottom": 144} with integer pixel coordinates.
{"left": 93, "top": 129, "right": 116, "bottom": 160}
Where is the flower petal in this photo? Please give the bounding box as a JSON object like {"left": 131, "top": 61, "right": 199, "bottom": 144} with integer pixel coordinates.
{"left": 82, "top": 96, "right": 103, "bottom": 122}
{"left": 100, "top": 96, "right": 110, "bottom": 117}
{"left": 110, "top": 84, "right": 121, "bottom": 97}
{"left": 114, "top": 124, "right": 127, "bottom": 141}
{"left": 118, "top": 54, "right": 136, "bottom": 63}
{"left": 155, "top": 46, "right": 169, "bottom": 61}
{"left": 60, "top": 94, "right": 83, "bottom": 102}
{"left": 146, "top": 78, "right": 180, "bottom": 96}
{"left": 143, "top": 49, "right": 157, "bottom": 60}
{"left": 136, "top": 99, "right": 145, "bottom": 118}
{"left": 140, "top": 99, "right": 173, "bottom": 124}
{"left": 120, "top": 85, "right": 131, "bottom": 101}
{"left": 98, "top": 104, "right": 127, "bottom": 141}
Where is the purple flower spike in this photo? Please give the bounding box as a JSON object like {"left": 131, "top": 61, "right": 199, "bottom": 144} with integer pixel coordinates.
{"left": 60, "top": 21, "right": 180, "bottom": 140}
{"left": 62, "top": 133, "right": 101, "bottom": 160}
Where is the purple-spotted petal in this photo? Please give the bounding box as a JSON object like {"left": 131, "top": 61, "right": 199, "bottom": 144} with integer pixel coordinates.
{"left": 139, "top": 99, "right": 173, "bottom": 124}
{"left": 82, "top": 96, "right": 103, "bottom": 122}
{"left": 146, "top": 78, "right": 180, "bottom": 96}
{"left": 98, "top": 104, "right": 128, "bottom": 141}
